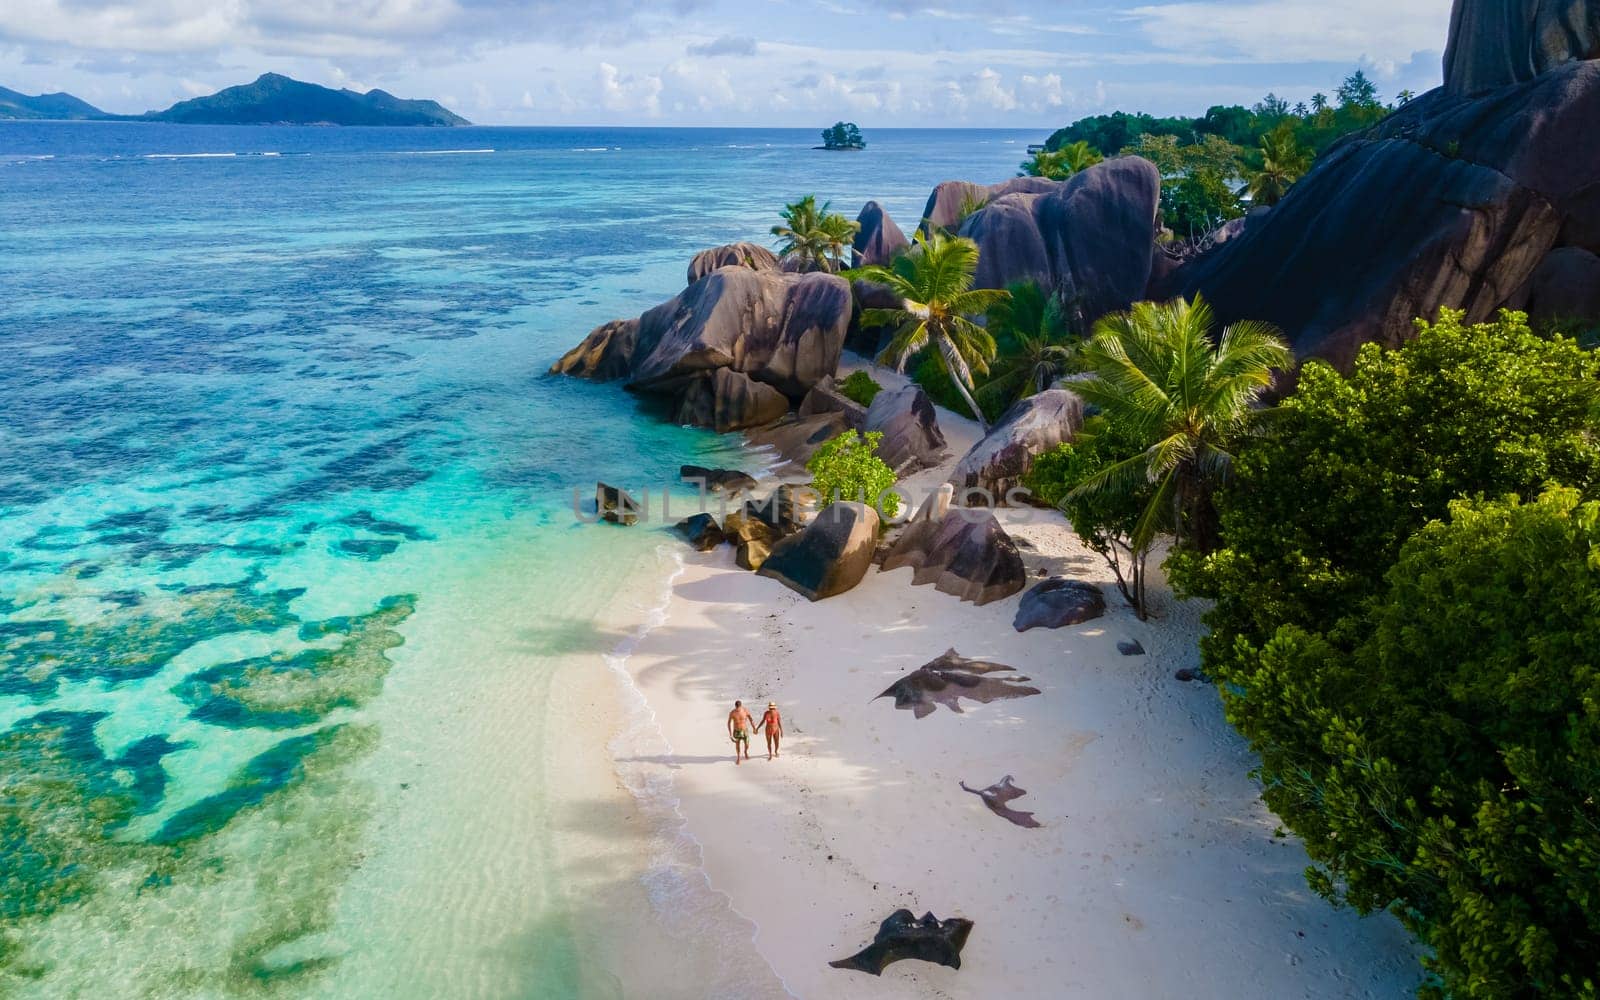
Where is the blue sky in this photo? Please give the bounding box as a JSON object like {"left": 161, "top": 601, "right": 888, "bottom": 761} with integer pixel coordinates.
{"left": 0, "top": 1, "right": 1452, "bottom": 126}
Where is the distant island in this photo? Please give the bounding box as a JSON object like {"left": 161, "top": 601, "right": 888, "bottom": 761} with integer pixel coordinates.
{"left": 817, "top": 121, "right": 865, "bottom": 150}
{"left": 0, "top": 73, "right": 469, "bottom": 126}
{"left": 0, "top": 85, "right": 105, "bottom": 120}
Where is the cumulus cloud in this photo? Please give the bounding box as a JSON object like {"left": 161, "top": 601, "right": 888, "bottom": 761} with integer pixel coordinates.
{"left": 685, "top": 34, "right": 759, "bottom": 57}
{"left": 597, "top": 61, "right": 663, "bottom": 116}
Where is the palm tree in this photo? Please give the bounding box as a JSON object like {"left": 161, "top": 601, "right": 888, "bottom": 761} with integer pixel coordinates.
{"left": 1310, "top": 92, "right": 1328, "bottom": 113}
{"left": 817, "top": 212, "right": 859, "bottom": 269}
{"left": 1068, "top": 296, "right": 1291, "bottom": 554}
{"left": 1059, "top": 140, "right": 1103, "bottom": 174}
{"left": 978, "top": 281, "right": 1078, "bottom": 409}
{"left": 1020, "top": 140, "right": 1102, "bottom": 180}
{"left": 772, "top": 196, "right": 859, "bottom": 271}
{"left": 850, "top": 232, "right": 1010, "bottom": 428}
{"left": 1241, "top": 123, "right": 1311, "bottom": 207}
{"left": 1396, "top": 88, "right": 1416, "bottom": 105}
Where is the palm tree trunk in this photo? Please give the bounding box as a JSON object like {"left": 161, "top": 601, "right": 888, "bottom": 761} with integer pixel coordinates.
{"left": 937, "top": 337, "right": 988, "bottom": 431}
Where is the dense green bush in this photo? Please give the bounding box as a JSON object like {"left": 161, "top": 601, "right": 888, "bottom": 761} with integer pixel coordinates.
{"left": 1228, "top": 489, "right": 1600, "bottom": 997}
{"left": 1173, "top": 308, "right": 1600, "bottom": 651}
{"left": 1171, "top": 307, "right": 1600, "bottom": 997}
{"left": 836, "top": 370, "right": 882, "bottom": 407}
{"left": 807, "top": 430, "right": 899, "bottom": 517}
{"left": 1024, "top": 416, "right": 1154, "bottom": 612}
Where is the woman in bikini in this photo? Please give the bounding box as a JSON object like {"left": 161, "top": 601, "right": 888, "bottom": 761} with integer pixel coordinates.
{"left": 757, "top": 701, "right": 782, "bottom": 760}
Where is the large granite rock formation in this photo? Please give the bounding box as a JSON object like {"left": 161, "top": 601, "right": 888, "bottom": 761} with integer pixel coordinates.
{"left": 757, "top": 501, "right": 880, "bottom": 600}
{"left": 745, "top": 411, "right": 855, "bottom": 473}
{"left": 797, "top": 374, "right": 868, "bottom": 429}
{"left": 919, "top": 176, "right": 1062, "bottom": 234}
{"left": 550, "top": 266, "right": 853, "bottom": 426}
{"left": 1162, "top": 6, "right": 1600, "bottom": 369}
{"left": 852, "top": 200, "right": 909, "bottom": 267}
{"left": 629, "top": 268, "right": 852, "bottom": 397}
{"left": 673, "top": 367, "right": 790, "bottom": 432}
{"left": 864, "top": 384, "right": 947, "bottom": 474}
{"left": 1443, "top": 0, "right": 1600, "bottom": 94}
{"left": 958, "top": 158, "right": 1162, "bottom": 320}
{"left": 548, "top": 318, "right": 637, "bottom": 380}
{"left": 830, "top": 910, "right": 975, "bottom": 976}
{"left": 1519, "top": 245, "right": 1600, "bottom": 320}
{"left": 687, "top": 241, "right": 780, "bottom": 284}
{"left": 950, "top": 388, "right": 1084, "bottom": 502}
{"left": 881, "top": 509, "right": 1027, "bottom": 606}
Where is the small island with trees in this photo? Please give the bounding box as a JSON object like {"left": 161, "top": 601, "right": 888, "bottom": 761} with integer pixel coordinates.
{"left": 817, "top": 121, "right": 866, "bottom": 150}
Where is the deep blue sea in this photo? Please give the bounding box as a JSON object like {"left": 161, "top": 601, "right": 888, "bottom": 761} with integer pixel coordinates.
{"left": 0, "top": 123, "right": 1036, "bottom": 997}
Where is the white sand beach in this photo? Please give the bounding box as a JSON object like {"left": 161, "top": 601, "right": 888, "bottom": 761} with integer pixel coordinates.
{"left": 606, "top": 376, "right": 1422, "bottom": 999}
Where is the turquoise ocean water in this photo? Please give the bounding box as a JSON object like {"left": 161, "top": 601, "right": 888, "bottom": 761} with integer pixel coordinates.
{"left": 0, "top": 124, "right": 1034, "bottom": 997}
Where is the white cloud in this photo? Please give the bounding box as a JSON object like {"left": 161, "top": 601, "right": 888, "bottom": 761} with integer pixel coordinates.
{"left": 597, "top": 61, "right": 662, "bottom": 116}
{"left": 1126, "top": 0, "right": 1447, "bottom": 66}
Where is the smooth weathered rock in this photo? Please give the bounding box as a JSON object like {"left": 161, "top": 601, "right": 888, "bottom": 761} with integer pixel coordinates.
{"left": 1443, "top": 0, "right": 1600, "bottom": 95}
{"left": 830, "top": 910, "right": 975, "bottom": 976}
{"left": 757, "top": 502, "right": 880, "bottom": 600}
{"left": 739, "top": 485, "right": 804, "bottom": 537}
{"left": 958, "top": 158, "right": 1162, "bottom": 322}
{"left": 959, "top": 775, "right": 1041, "bottom": 828}
{"left": 1161, "top": 60, "right": 1600, "bottom": 370}
{"left": 687, "top": 241, "right": 780, "bottom": 284}
{"left": 679, "top": 465, "right": 758, "bottom": 494}
{"left": 1521, "top": 246, "right": 1600, "bottom": 323}
{"left": 881, "top": 510, "right": 1027, "bottom": 606}
{"left": 1013, "top": 577, "right": 1106, "bottom": 631}
{"left": 548, "top": 318, "right": 638, "bottom": 380}
{"left": 919, "top": 176, "right": 1062, "bottom": 235}
{"left": 596, "top": 482, "right": 640, "bottom": 526}
{"left": 847, "top": 277, "right": 904, "bottom": 356}
{"left": 798, "top": 374, "right": 867, "bottom": 429}
{"left": 745, "top": 411, "right": 853, "bottom": 473}
{"left": 629, "top": 267, "right": 852, "bottom": 398}
{"left": 864, "top": 384, "right": 947, "bottom": 474}
{"left": 736, "top": 536, "right": 772, "bottom": 570}
{"left": 950, "top": 389, "right": 1084, "bottom": 502}
{"left": 724, "top": 509, "right": 778, "bottom": 570}
{"left": 675, "top": 513, "right": 726, "bottom": 551}
{"left": 674, "top": 367, "right": 791, "bottom": 432}
{"left": 875, "top": 649, "right": 1039, "bottom": 719}
{"left": 852, "top": 200, "right": 909, "bottom": 267}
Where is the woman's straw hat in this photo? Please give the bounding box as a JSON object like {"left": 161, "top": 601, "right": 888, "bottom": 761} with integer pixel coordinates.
{"left": 767, "top": 701, "right": 777, "bottom": 709}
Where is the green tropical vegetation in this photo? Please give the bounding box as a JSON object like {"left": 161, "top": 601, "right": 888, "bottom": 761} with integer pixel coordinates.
{"left": 1166, "top": 308, "right": 1600, "bottom": 998}
{"left": 975, "top": 281, "right": 1080, "bottom": 411}
{"left": 1024, "top": 416, "right": 1157, "bottom": 615}
{"left": 1044, "top": 71, "right": 1392, "bottom": 234}
{"left": 1067, "top": 296, "right": 1291, "bottom": 559}
{"left": 771, "top": 195, "right": 860, "bottom": 272}
{"left": 820, "top": 121, "right": 866, "bottom": 150}
{"left": 849, "top": 231, "right": 1009, "bottom": 428}
{"left": 807, "top": 430, "right": 899, "bottom": 517}
{"left": 836, "top": 370, "right": 883, "bottom": 406}
{"left": 1019, "top": 139, "right": 1102, "bottom": 180}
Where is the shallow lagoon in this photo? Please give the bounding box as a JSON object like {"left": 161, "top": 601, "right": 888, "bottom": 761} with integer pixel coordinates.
{"left": 0, "top": 124, "right": 1032, "bottom": 996}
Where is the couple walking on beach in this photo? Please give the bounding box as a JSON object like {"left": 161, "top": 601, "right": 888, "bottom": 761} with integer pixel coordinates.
{"left": 727, "top": 700, "right": 782, "bottom": 764}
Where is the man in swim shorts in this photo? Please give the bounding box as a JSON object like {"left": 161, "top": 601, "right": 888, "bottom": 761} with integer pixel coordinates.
{"left": 757, "top": 701, "right": 782, "bottom": 760}
{"left": 727, "top": 700, "right": 754, "bottom": 764}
